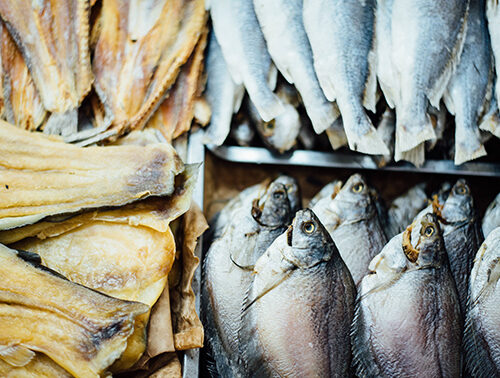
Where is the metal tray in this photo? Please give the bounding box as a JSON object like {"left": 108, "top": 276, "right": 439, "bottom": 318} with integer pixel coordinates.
{"left": 207, "top": 145, "right": 500, "bottom": 177}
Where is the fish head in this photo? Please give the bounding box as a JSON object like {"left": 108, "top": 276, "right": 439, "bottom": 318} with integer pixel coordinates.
{"left": 283, "top": 209, "right": 336, "bottom": 269}
{"left": 252, "top": 182, "right": 293, "bottom": 228}
{"left": 405, "top": 213, "right": 445, "bottom": 267}
{"left": 441, "top": 179, "right": 474, "bottom": 224}
{"left": 329, "top": 174, "right": 374, "bottom": 223}
{"left": 272, "top": 175, "right": 301, "bottom": 213}
{"left": 256, "top": 103, "right": 301, "bottom": 153}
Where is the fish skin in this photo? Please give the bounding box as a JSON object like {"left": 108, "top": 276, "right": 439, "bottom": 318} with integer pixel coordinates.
{"left": 239, "top": 209, "right": 355, "bottom": 377}
{"left": 487, "top": 0, "right": 500, "bottom": 105}
{"left": 385, "top": 183, "right": 428, "bottom": 238}
{"left": 374, "top": 108, "right": 395, "bottom": 167}
{"left": 479, "top": 85, "right": 500, "bottom": 138}
{"left": 303, "top": 0, "right": 389, "bottom": 155}
{"left": 483, "top": 193, "right": 500, "bottom": 238}
{"left": 203, "top": 32, "right": 244, "bottom": 146}
{"left": 352, "top": 213, "right": 462, "bottom": 377}
{"left": 440, "top": 179, "right": 484, "bottom": 315}
{"left": 444, "top": 0, "right": 492, "bottom": 165}
{"left": 463, "top": 227, "right": 500, "bottom": 377}
{"left": 202, "top": 178, "right": 299, "bottom": 377}
{"left": 392, "top": 0, "right": 469, "bottom": 154}
{"left": 230, "top": 117, "right": 255, "bottom": 147}
{"left": 209, "top": 0, "right": 284, "bottom": 122}
{"left": 325, "top": 117, "right": 348, "bottom": 150}
{"left": 308, "top": 180, "right": 343, "bottom": 208}
{"left": 253, "top": 0, "right": 339, "bottom": 134}
{"left": 312, "top": 174, "right": 388, "bottom": 285}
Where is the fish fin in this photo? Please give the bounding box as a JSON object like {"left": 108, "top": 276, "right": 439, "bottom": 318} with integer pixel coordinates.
{"left": 427, "top": 5, "right": 469, "bottom": 108}
{"left": 0, "top": 344, "right": 35, "bottom": 367}
{"left": 241, "top": 271, "right": 292, "bottom": 314}
{"left": 443, "top": 90, "right": 456, "bottom": 116}
{"left": 395, "top": 143, "right": 425, "bottom": 167}
{"left": 307, "top": 100, "right": 340, "bottom": 135}
{"left": 395, "top": 111, "right": 436, "bottom": 153}
{"left": 325, "top": 118, "right": 347, "bottom": 150}
{"left": 363, "top": 49, "right": 378, "bottom": 113}
{"left": 44, "top": 109, "right": 78, "bottom": 137}
{"left": 229, "top": 253, "right": 254, "bottom": 271}
{"left": 454, "top": 134, "right": 486, "bottom": 166}
{"left": 343, "top": 112, "right": 390, "bottom": 155}
{"left": 479, "top": 107, "right": 500, "bottom": 139}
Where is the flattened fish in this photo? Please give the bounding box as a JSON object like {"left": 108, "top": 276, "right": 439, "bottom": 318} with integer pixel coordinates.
{"left": 440, "top": 179, "right": 484, "bottom": 314}
{"left": 0, "top": 21, "right": 46, "bottom": 131}
{"left": 253, "top": 0, "right": 339, "bottom": 134}
{"left": 202, "top": 178, "right": 299, "bottom": 377}
{"left": 209, "top": 0, "right": 284, "bottom": 122}
{"left": 464, "top": 227, "right": 500, "bottom": 376}
{"left": 303, "top": 0, "right": 389, "bottom": 155}
{"left": 487, "top": 0, "right": 500, "bottom": 105}
{"left": 352, "top": 214, "right": 462, "bottom": 377}
{"left": 0, "top": 0, "right": 93, "bottom": 136}
{"left": 239, "top": 209, "right": 355, "bottom": 377}
{"left": 392, "top": 0, "right": 469, "bottom": 154}
{"left": 483, "top": 193, "right": 500, "bottom": 238}
{"left": 312, "top": 174, "right": 388, "bottom": 284}
{"left": 147, "top": 28, "right": 208, "bottom": 143}
{"left": 444, "top": 0, "right": 492, "bottom": 165}
{"left": 0, "top": 244, "right": 148, "bottom": 378}
{"left": 92, "top": 0, "right": 206, "bottom": 139}
{"left": 0, "top": 120, "right": 184, "bottom": 230}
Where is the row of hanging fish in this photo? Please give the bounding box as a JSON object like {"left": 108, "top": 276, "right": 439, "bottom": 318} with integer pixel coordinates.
{"left": 202, "top": 173, "right": 500, "bottom": 377}
{"left": 0, "top": 0, "right": 209, "bottom": 144}
{"left": 203, "top": 0, "right": 500, "bottom": 167}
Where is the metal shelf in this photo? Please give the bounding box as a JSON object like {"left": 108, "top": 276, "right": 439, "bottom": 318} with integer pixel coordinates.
{"left": 207, "top": 145, "right": 500, "bottom": 177}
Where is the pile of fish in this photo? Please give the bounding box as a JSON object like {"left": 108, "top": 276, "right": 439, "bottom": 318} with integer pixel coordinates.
{"left": 204, "top": 0, "right": 500, "bottom": 167}
{"left": 0, "top": 0, "right": 209, "bottom": 145}
{"left": 202, "top": 173, "right": 500, "bottom": 376}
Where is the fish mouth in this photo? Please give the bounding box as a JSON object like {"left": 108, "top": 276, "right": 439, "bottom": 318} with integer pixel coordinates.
{"left": 402, "top": 224, "right": 420, "bottom": 263}
{"left": 286, "top": 225, "right": 293, "bottom": 246}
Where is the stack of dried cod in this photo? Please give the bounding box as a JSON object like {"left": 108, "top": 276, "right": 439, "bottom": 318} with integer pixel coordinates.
{"left": 0, "top": 0, "right": 210, "bottom": 145}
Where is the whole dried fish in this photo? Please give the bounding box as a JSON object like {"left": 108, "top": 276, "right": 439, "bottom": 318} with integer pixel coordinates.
{"left": 487, "top": 0, "right": 500, "bottom": 105}
{"left": 352, "top": 214, "right": 462, "bottom": 377}
{"left": 0, "top": 244, "right": 148, "bottom": 377}
{"left": 312, "top": 174, "right": 388, "bottom": 284}
{"left": 483, "top": 193, "right": 500, "bottom": 238}
{"left": 92, "top": 0, "right": 206, "bottom": 139}
{"left": 440, "top": 179, "right": 483, "bottom": 314}
{"left": 444, "top": 0, "right": 492, "bottom": 165}
{"left": 239, "top": 209, "right": 355, "bottom": 377}
{"left": 0, "top": 0, "right": 93, "bottom": 136}
{"left": 464, "top": 227, "right": 500, "bottom": 376}
{"left": 253, "top": 0, "right": 339, "bottom": 134}
{"left": 203, "top": 31, "right": 244, "bottom": 146}
{"left": 202, "top": 177, "right": 299, "bottom": 377}
{"left": 0, "top": 21, "right": 46, "bottom": 131}
{"left": 0, "top": 121, "right": 184, "bottom": 230}
{"left": 209, "top": 0, "right": 283, "bottom": 122}
{"left": 392, "top": 0, "right": 469, "bottom": 155}
{"left": 303, "top": 0, "right": 389, "bottom": 155}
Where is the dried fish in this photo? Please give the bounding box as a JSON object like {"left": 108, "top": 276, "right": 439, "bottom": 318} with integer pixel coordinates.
{"left": 487, "top": 0, "right": 500, "bottom": 105}
{"left": 0, "top": 0, "right": 93, "bottom": 136}
{"left": 0, "top": 353, "right": 71, "bottom": 378}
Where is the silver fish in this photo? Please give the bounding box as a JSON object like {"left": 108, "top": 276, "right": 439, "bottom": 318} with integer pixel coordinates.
{"left": 303, "top": 0, "right": 389, "bottom": 155}
{"left": 230, "top": 117, "right": 255, "bottom": 147}
{"left": 487, "top": 0, "right": 500, "bottom": 105}
{"left": 444, "top": 0, "right": 492, "bottom": 165}
{"left": 250, "top": 84, "right": 301, "bottom": 153}
{"left": 385, "top": 183, "right": 428, "bottom": 238}
{"left": 352, "top": 213, "right": 462, "bottom": 377}
{"left": 392, "top": 0, "right": 469, "bottom": 154}
{"left": 312, "top": 174, "right": 388, "bottom": 285}
{"left": 239, "top": 209, "right": 355, "bottom": 377}
{"left": 209, "top": 0, "right": 283, "bottom": 122}
{"left": 203, "top": 32, "right": 245, "bottom": 146}
{"left": 464, "top": 227, "right": 500, "bottom": 377}
{"left": 253, "top": 0, "right": 339, "bottom": 134}
{"left": 483, "top": 193, "right": 500, "bottom": 238}
{"left": 202, "top": 178, "right": 299, "bottom": 377}
{"left": 440, "top": 180, "right": 483, "bottom": 314}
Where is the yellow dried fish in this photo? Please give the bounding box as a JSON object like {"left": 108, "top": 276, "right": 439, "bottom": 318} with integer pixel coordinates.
{"left": 92, "top": 0, "right": 206, "bottom": 139}
{"left": 0, "top": 244, "right": 148, "bottom": 377}
{"left": 0, "top": 21, "right": 46, "bottom": 131}
{"left": 0, "top": 353, "right": 71, "bottom": 378}
{"left": 0, "top": 0, "right": 93, "bottom": 136}
{"left": 147, "top": 29, "right": 208, "bottom": 142}
{"left": 0, "top": 120, "right": 184, "bottom": 230}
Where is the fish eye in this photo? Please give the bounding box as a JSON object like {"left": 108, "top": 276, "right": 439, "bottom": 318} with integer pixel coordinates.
{"left": 352, "top": 183, "right": 364, "bottom": 193}
{"left": 265, "top": 120, "right": 275, "bottom": 131}
{"left": 302, "top": 221, "right": 316, "bottom": 234}
{"left": 456, "top": 185, "right": 468, "bottom": 195}
{"left": 424, "top": 226, "right": 435, "bottom": 237}
{"left": 273, "top": 190, "right": 285, "bottom": 200}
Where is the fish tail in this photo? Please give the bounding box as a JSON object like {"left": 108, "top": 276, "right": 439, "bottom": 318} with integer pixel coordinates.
{"left": 305, "top": 99, "right": 340, "bottom": 135}
{"left": 245, "top": 78, "right": 284, "bottom": 122}
{"left": 325, "top": 118, "right": 347, "bottom": 150}
{"left": 314, "top": 61, "right": 336, "bottom": 102}
{"left": 455, "top": 119, "right": 487, "bottom": 165}
{"left": 479, "top": 107, "right": 500, "bottom": 138}
{"left": 43, "top": 109, "right": 78, "bottom": 137}
{"left": 395, "top": 143, "right": 425, "bottom": 167}
{"left": 395, "top": 111, "right": 436, "bottom": 153}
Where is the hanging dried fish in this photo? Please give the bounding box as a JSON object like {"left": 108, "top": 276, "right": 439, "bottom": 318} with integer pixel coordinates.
{"left": 92, "top": 0, "right": 206, "bottom": 141}
{"left": 0, "top": 0, "right": 93, "bottom": 136}
{"left": 0, "top": 121, "right": 185, "bottom": 230}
